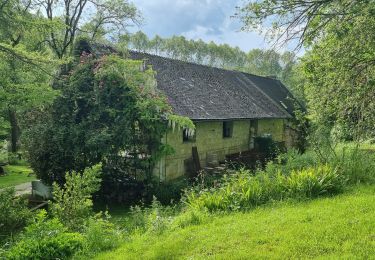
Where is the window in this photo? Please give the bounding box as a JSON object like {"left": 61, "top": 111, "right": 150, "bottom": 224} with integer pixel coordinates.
{"left": 183, "top": 128, "right": 196, "bottom": 142}
{"left": 223, "top": 121, "right": 233, "bottom": 138}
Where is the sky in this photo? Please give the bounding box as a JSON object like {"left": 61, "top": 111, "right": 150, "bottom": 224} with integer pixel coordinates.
{"left": 130, "top": 0, "right": 274, "bottom": 53}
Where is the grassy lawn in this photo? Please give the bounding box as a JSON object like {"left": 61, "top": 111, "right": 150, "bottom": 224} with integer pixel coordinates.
{"left": 0, "top": 165, "right": 36, "bottom": 189}
{"left": 97, "top": 185, "right": 375, "bottom": 259}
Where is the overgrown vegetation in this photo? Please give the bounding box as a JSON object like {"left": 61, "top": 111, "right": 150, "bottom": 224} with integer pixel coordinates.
{"left": 0, "top": 188, "right": 31, "bottom": 240}
{"left": 5, "top": 211, "right": 84, "bottom": 260}
{"left": 2, "top": 0, "right": 375, "bottom": 259}
{"left": 51, "top": 166, "right": 102, "bottom": 231}
{"left": 1, "top": 166, "right": 122, "bottom": 259}
{"left": 97, "top": 185, "right": 375, "bottom": 259}
{"left": 24, "top": 41, "right": 194, "bottom": 203}
{"left": 2, "top": 145, "right": 375, "bottom": 259}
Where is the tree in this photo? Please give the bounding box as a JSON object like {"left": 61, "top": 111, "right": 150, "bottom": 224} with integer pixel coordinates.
{"left": 302, "top": 13, "right": 375, "bottom": 140}
{"left": 237, "top": 0, "right": 375, "bottom": 140}
{"left": 0, "top": 0, "right": 57, "bottom": 152}
{"left": 25, "top": 41, "right": 194, "bottom": 187}
{"left": 30, "top": 0, "right": 141, "bottom": 58}
{"left": 81, "top": 0, "right": 140, "bottom": 41}
{"left": 236, "top": 0, "right": 371, "bottom": 47}
{"left": 246, "top": 49, "right": 282, "bottom": 76}
{"left": 149, "top": 35, "right": 165, "bottom": 55}
{"left": 129, "top": 31, "right": 149, "bottom": 52}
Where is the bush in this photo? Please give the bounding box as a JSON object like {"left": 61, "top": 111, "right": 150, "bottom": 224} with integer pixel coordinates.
{"left": 265, "top": 149, "right": 318, "bottom": 176}
{"left": 5, "top": 210, "right": 83, "bottom": 260}
{"left": 280, "top": 165, "right": 346, "bottom": 198}
{"left": 151, "top": 177, "right": 188, "bottom": 205}
{"left": 7, "top": 152, "right": 28, "bottom": 166}
{"left": 77, "top": 214, "right": 123, "bottom": 258}
{"left": 0, "top": 188, "right": 31, "bottom": 240}
{"left": 50, "top": 165, "right": 101, "bottom": 231}
{"left": 332, "top": 147, "right": 375, "bottom": 184}
{"left": 265, "top": 146, "right": 375, "bottom": 185}
{"left": 144, "top": 198, "right": 173, "bottom": 234}
{"left": 124, "top": 197, "right": 176, "bottom": 235}
{"left": 185, "top": 165, "right": 346, "bottom": 212}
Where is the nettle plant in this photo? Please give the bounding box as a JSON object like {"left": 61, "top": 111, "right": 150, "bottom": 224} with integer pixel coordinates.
{"left": 26, "top": 43, "right": 194, "bottom": 194}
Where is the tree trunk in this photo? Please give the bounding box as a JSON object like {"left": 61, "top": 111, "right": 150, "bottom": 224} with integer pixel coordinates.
{"left": 8, "top": 109, "right": 20, "bottom": 153}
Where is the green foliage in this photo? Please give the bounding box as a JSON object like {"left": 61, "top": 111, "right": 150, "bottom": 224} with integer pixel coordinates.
{"left": 265, "top": 149, "right": 318, "bottom": 176}
{"left": 267, "top": 145, "right": 375, "bottom": 185}
{"left": 281, "top": 166, "right": 346, "bottom": 198}
{"left": 151, "top": 177, "right": 189, "bottom": 205}
{"left": 185, "top": 165, "right": 346, "bottom": 212}
{"left": 168, "top": 114, "right": 195, "bottom": 136}
{"left": 0, "top": 0, "right": 59, "bottom": 153}
{"left": 144, "top": 197, "right": 173, "bottom": 235}
{"left": 0, "top": 188, "right": 31, "bottom": 239}
{"left": 51, "top": 166, "right": 102, "bottom": 231}
{"left": 172, "top": 209, "right": 208, "bottom": 229}
{"left": 302, "top": 11, "right": 375, "bottom": 141}
{"left": 332, "top": 147, "right": 375, "bottom": 184}
{"left": 96, "top": 185, "right": 375, "bottom": 259}
{"left": 26, "top": 44, "right": 193, "bottom": 200}
{"left": 77, "top": 214, "right": 124, "bottom": 258}
{"left": 123, "top": 197, "right": 176, "bottom": 235}
{"left": 5, "top": 210, "right": 83, "bottom": 260}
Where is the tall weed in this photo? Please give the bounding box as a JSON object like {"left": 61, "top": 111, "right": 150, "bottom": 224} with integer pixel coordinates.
{"left": 332, "top": 147, "right": 375, "bottom": 184}
{"left": 123, "top": 197, "right": 176, "bottom": 235}
{"left": 76, "top": 214, "right": 124, "bottom": 258}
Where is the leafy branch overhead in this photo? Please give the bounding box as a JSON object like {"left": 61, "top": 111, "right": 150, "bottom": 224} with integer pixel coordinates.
{"left": 236, "top": 0, "right": 371, "bottom": 47}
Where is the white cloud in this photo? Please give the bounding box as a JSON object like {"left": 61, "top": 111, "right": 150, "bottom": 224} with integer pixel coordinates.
{"left": 130, "top": 0, "right": 301, "bottom": 53}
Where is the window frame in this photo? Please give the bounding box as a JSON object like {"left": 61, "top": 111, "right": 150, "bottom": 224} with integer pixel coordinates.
{"left": 182, "top": 128, "right": 196, "bottom": 143}
{"left": 222, "top": 121, "right": 233, "bottom": 138}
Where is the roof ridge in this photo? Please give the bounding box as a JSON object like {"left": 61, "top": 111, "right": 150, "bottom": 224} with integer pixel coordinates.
{"left": 238, "top": 73, "right": 292, "bottom": 118}
{"left": 128, "top": 49, "right": 281, "bottom": 83}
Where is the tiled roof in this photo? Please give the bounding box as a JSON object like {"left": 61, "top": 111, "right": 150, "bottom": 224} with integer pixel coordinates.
{"left": 90, "top": 43, "right": 297, "bottom": 120}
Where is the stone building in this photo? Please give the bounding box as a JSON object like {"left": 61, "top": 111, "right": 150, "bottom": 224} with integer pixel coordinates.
{"left": 128, "top": 52, "right": 300, "bottom": 181}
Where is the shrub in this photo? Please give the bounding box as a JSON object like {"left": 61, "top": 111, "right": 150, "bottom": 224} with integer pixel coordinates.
{"left": 124, "top": 197, "right": 176, "bottom": 235}
{"left": 280, "top": 165, "right": 346, "bottom": 198}
{"left": 185, "top": 165, "right": 346, "bottom": 212}
{"left": 5, "top": 210, "right": 83, "bottom": 260}
{"left": 0, "top": 188, "right": 31, "bottom": 240}
{"left": 144, "top": 197, "right": 173, "bottom": 234}
{"left": 151, "top": 177, "right": 188, "bottom": 205}
{"left": 265, "top": 149, "right": 318, "bottom": 176}
{"left": 77, "top": 214, "right": 123, "bottom": 258}
{"left": 50, "top": 165, "right": 101, "bottom": 231}
{"left": 7, "top": 152, "right": 28, "bottom": 166}
{"left": 332, "top": 147, "right": 375, "bottom": 184}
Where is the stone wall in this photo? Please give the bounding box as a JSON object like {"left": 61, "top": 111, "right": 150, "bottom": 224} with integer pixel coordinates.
{"left": 154, "top": 118, "right": 287, "bottom": 181}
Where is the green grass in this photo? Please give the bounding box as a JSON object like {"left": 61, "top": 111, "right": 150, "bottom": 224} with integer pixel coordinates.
{"left": 0, "top": 165, "right": 36, "bottom": 189}
{"left": 97, "top": 185, "right": 375, "bottom": 259}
